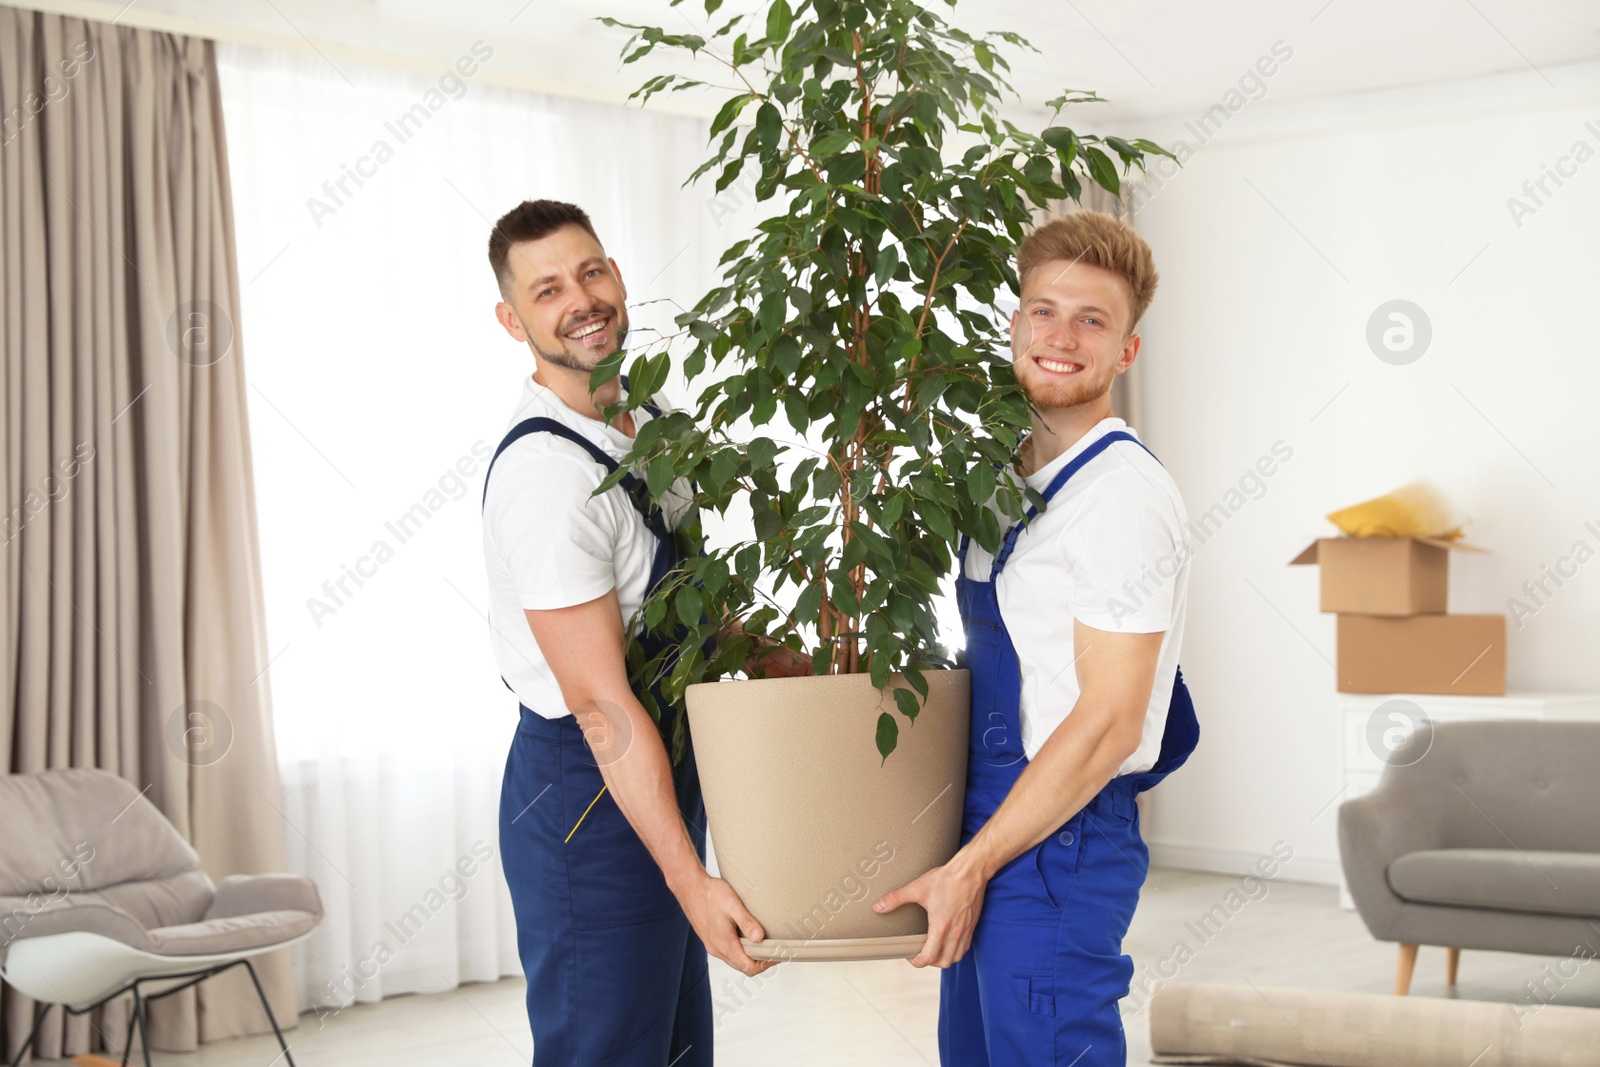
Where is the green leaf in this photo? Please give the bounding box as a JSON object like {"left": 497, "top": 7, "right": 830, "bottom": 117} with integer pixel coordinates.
{"left": 830, "top": 578, "right": 860, "bottom": 619}
{"left": 765, "top": 0, "right": 792, "bottom": 43}
{"left": 921, "top": 502, "right": 956, "bottom": 543}
{"left": 714, "top": 156, "right": 746, "bottom": 193}
{"left": 811, "top": 130, "right": 856, "bottom": 156}
{"left": 748, "top": 436, "right": 780, "bottom": 470}
{"left": 893, "top": 687, "right": 921, "bottom": 723}
{"left": 914, "top": 372, "right": 944, "bottom": 412}
{"left": 966, "top": 461, "right": 996, "bottom": 505}
{"left": 1085, "top": 146, "right": 1119, "bottom": 196}
{"left": 873, "top": 244, "right": 900, "bottom": 289}
{"left": 1105, "top": 135, "right": 1139, "bottom": 161}
{"left": 813, "top": 463, "right": 843, "bottom": 500}
{"left": 708, "top": 92, "right": 755, "bottom": 139}
{"left": 795, "top": 581, "right": 822, "bottom": 622}
{"left": 1041, "top": 126, "right": 1078, "bottom": 163}
{"left": 708, "top": 449, "right": 739, "bottom": 492}
{"left": 735, "top": 544, "right": 761, "bottom": 585}
{"left": 875, "top": 710, "right": 899, "bottom": 763}
{"left": 676, "top": 585, "right": 704, "bottom": 627}
{"left": 750, "top": 390, "right": 777, "bottom": 426}
{"left": 589, "top": 349, "right": 625, "bottom": 391}
{"left": 755, "top": 101, "right": 781, "bottom": 152}
{"left": 628, "top": 351, "right": 670, "bottom": 405}
{"left": 771, "top": 334, "right": 802, "bottom": 376}
{"left": 700, "top": 557, "right": 729, "bottom": 596}
{"left": 752, "top": 500, "right": 783, "bottom": 540}
{"left": 1061, "top": 168, "right": 1082, "bottom": 200}
{"left": 870, "top": 645, "right": 890, "bottom": 689}
{"left": 647, "top": 454, "right": 676, "bottom": 498}
{"left": 784, "top": 392, "right": 809, "bottom": 433}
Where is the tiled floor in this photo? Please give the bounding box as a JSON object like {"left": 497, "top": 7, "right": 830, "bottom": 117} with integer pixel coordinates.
{"left": 40, "top": 868, "right": 1600, "bottom": 1065}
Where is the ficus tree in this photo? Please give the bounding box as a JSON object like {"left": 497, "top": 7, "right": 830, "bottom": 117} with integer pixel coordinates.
{"left": 596, "top": 0, "right": 1176, "bottom": 759}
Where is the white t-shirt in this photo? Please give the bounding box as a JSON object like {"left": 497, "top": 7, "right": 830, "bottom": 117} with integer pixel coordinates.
{"left": 961, "top": 418, "right": 1189, "bottom": 774}
{"left": 481, "top": 376, "right": 692, "bottom": 719}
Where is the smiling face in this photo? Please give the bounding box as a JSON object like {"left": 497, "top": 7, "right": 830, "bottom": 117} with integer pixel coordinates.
{"left": 496, "top": 223, "right": 629, "bottom": 374}
{"left": 1010, "top": 258, "right": 1140, "bottom": 411}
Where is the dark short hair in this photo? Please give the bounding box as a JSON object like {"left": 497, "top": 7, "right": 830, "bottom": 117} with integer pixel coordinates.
{"left": 487, "top": 200, "right": 600, "bottom": 296}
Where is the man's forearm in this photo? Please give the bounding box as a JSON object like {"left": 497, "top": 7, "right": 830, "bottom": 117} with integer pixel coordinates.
{"left": 578, "top": 693, "right": 707, "bottom": 896}
{"left": 952, "top": 702, "right": 1139, "bottom": 881}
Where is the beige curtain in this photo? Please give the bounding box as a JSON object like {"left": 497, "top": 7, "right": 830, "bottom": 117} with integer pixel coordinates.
{"left": 1032, "top": 178, "right": 1147, "bottom": 430}
{"left": 1, "top": 7, "right": 294, "bottom": 1061}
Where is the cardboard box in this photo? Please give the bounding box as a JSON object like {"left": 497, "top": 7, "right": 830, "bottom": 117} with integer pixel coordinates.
{"left": 1335, "top": 614, "right": 1506, "bottom": 695}
{"left": 1290, "top": 536, "right": 1483, "bottom": 616}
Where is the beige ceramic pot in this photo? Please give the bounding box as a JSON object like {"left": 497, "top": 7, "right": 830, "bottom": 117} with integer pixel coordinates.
{"left": 685, "top": 669, "right": 970, "bottom": 961}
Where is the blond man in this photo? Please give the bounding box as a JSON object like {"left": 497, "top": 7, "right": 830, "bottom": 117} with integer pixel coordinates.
{"left": 876, "top": 212, "right": 1200, "bottom": 1066}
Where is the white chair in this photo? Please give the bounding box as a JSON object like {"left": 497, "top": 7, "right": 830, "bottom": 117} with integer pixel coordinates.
{"left": 1, "top": 768, "right": 322, "bottom": 1066}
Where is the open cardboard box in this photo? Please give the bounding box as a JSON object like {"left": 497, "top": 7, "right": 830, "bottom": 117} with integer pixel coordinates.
{"left": 1290, "top": 536, "right": 1485, "bottom": 616}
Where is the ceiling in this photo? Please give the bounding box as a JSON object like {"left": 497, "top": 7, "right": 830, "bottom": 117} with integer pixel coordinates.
{"left": 34, "top": 0, "right": 1600, "bottom": 122}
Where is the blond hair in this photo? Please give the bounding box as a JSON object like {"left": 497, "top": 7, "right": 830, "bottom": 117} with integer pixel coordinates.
{"left": 1016, "top": 211, "right": 1159, "bottom": 332}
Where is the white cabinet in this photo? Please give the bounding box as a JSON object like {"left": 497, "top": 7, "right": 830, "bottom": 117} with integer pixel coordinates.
{"left": 1336, "top": 691, "right": 1600, "bottom": 910}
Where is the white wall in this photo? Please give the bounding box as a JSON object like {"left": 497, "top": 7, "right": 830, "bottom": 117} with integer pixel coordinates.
{"left": 1116, "top": 56, "right": 1600, "bottom": 882}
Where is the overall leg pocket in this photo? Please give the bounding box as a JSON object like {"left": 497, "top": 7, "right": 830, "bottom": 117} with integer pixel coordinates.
{"left": 561, "top": 746, "right": 679, "bottom": 928}
{"left": 965, "top": 833, "right": 1063, "bottom": 1061}
{"left": 1048, "top": 812, "right": 1147, "bottom": 1067}
{"left": 970, "top": 960, "right": 1061, "bottom": 1065}
{"left": 1036, "top": 812, "right": 1088, "bottom": 912}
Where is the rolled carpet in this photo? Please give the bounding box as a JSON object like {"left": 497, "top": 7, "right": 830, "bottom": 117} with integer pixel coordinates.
{"left": 1148, "top": 982, "right": 1600, "bottom": 1066}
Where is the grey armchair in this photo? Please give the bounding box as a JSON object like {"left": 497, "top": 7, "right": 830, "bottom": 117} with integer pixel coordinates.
{"left": 0, "top": 768, "right": 322, "bottom": 1066}
{"left": 1339, "top": 719, "right": 1600, "bottom": 995}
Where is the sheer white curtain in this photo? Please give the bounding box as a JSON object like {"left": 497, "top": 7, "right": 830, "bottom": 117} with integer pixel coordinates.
{"left": 215, "top": 39, "right": 737, "bottom": 1011}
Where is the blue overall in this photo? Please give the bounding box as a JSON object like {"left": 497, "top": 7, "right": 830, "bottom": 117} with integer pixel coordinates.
{"left": 939, "top": 431, "right": 1200, "bottom": 1067}
{"left": 484, "top": 408, "right": 711, "bottom": 1067}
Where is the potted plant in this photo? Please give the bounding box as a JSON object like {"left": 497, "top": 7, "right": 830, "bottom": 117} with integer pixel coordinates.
{"left": 597, "top": 0, "right": 1176, "bottom": 960}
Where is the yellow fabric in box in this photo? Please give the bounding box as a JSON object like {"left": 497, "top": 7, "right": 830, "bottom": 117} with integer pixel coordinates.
{"left": 1325, "top": 480, "right": 1464, "bottom": 540}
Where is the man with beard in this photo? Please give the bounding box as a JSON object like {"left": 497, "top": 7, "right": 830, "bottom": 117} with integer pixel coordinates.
{"left": 480, "top": 200, "right": 791, "bottom": 1065}
{"left": 874, "top": 211, "right": 1200, "bottom": 1066}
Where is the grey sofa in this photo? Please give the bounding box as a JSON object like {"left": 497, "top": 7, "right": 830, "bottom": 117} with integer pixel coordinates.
{"left": 1339, "top": 719, "right": 1600, "bottom": 995}
{"left": 0, "top": 767, "right": 322, "bottom": 1066}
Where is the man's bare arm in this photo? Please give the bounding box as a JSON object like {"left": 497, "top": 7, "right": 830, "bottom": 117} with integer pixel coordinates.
{"left": 525, "top": 590, "right": 778, "bottom": 976}
{"left": 957, "top": 621, "right": 1160, "bottom": 868}
{"left": 875, "top": 620, "right": 1163, "bottom": 967}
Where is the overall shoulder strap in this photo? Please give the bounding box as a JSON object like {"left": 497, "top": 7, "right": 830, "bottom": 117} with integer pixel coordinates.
{"left": 481, "top": 417, "right": 617, "bottom": 508}
{"left": 482, "top": 374, "right": 658, "bottom": 507}
{"left": 480, "top": 416, "right": 667, "bottom": 540}
{"left": 990, "top": 429, "right": 1158, "bottom": 579}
